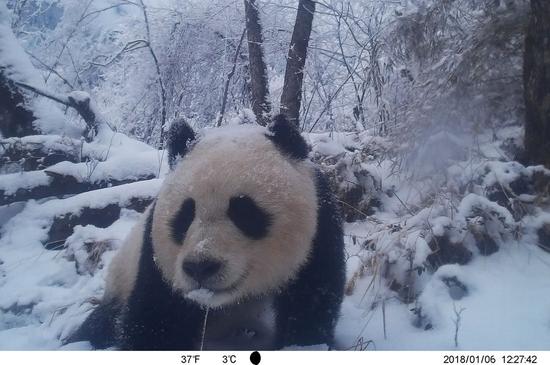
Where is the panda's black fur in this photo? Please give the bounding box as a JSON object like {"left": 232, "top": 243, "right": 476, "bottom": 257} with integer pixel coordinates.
{"left": 68, "top": 115, "right": 345, "bottom": 350}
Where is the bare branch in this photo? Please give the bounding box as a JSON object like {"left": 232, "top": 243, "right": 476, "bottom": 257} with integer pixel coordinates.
{"left": 45, "top": 0, "right": 94, "bottom": 83}
{"left": 80, "top": 3, "right": 134, "bottom": 22}
{"left": 15, "top": 81, "right": 70, "bottom": 106}
{"left": 25, "top": 50, "right": 74, "bottom": 90}
{"left": 217, "top": 28, "right": 246, "bottom": 127}
{"left": 137, "top": 0, "right": 167, "bottom": 146}
{"left": 89, "top": 40, "right": 149, "bottom": 67}
{"left": 14, "top": 81, "right": 112, "bottom": 140}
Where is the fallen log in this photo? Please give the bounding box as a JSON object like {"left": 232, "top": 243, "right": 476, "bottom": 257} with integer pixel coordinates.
{"left": 0, "top": 170, "right": 155, "bottom": 205}
{"left": 46, "top": 197, "right": 153, "bottom": 250}
{"left": 0, "top": 136, "right": 83, "bottom": 172}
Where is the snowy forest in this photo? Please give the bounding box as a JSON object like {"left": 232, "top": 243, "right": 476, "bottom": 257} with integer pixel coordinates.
{"left": 1, "top": 0, "right": 549, "bottom": 350}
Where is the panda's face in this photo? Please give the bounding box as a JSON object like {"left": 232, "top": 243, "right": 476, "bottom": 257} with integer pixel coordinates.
{"left": 151, "top": 126, "right": 318, "bottom": 308}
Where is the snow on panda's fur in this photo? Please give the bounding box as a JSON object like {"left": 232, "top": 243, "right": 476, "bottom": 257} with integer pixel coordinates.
{"left": 68, "top": 115, "right": 345, "bottom": 350}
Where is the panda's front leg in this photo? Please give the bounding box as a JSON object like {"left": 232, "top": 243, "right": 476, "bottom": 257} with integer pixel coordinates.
{"left": 273, "top": 176, "right": 346, "bottom": 349}
{"left": 119, "top": 208, "right": 205, "bottom": 350}
{"left": 273, "top": 238, "right": 345, "bottom": 349}
{"left": 119, "top": 288, "right": 204, "bottom": 350}
{"left": 64, "top": 300, "right": 121, "bottom": 349}
{"left": 273, "top": 272, "right": 344, "bottom": 349}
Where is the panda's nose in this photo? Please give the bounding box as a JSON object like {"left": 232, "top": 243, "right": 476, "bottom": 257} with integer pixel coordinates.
{"left": 182, "top": 259, "right": 222, "bottom": 283}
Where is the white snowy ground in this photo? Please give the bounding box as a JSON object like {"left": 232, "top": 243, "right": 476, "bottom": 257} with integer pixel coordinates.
{"left": 0, "top": 126, "right": 549, "bottom": 350}
{"left": 337, "top": 240, "right": 550, "bottom": 350}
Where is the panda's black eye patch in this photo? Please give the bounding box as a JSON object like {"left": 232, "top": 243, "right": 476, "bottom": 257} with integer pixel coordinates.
{"left": 171, "top": 198, "right": 195, "bottom": 244}
{"left": 228, "top": 195, "right": 271, "bottom": 240}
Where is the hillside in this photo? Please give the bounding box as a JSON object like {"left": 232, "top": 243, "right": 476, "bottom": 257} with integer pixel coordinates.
{"left": 1, "top": 0, "right": 549, "bottom": 351}
{"left": 1, "top": 121, "right": 549, "bottom": 349}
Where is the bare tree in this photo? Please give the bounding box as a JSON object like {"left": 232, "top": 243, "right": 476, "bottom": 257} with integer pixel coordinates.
{"left": 280, "top": 0, "right": 316, "bottom": 128}
{"left": 217, "top": 28, "right": 246, "bottom": 127}
{"left": 524, "top": 0, "right": 550, "bottom": 167}
{"left": 137, "top": 0, "right": 167, "bottom": 146}
{"left": 243, "top": 0, "right": 271, "bottom": 126}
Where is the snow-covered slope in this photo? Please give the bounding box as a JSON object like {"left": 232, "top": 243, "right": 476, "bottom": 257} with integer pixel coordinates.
{"left": 316, "top": 126, "right": 550, "bottom": 350}
{"left": 0, "top": 125, "right": 549, "bottom": 350}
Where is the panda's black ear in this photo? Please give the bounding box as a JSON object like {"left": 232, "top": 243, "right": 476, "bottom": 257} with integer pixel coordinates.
{"left": 167, "top": 119, "right": 196, "bottom": 169}
{"left": 266, "top": 114, "right": 309, "bottom": 160}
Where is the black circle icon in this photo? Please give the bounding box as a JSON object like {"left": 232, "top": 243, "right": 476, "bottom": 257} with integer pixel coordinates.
{"left": 250, "top": 351, "right": 261, "bottom": 365}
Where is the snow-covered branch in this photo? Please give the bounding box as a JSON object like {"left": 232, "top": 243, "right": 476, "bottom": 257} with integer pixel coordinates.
{"left": 14, "top": 81, "right": 112, "bottom": 141}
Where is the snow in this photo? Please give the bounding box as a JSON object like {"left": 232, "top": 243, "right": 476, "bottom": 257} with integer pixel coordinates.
{"left": 0, "top": 152, "right": 161, "bottom": 195}
{"left": 0, "top": 133, "right": 165, "bottom": 195}
{"left": 68, "top": 91, "right": 91, "bottom": 104}
{"left": 407, "top": 131, "right": 469, "bottom": 179}
{"left": 65, "top": 210, "right": 142, "bottom": 275}
{"left": 431, "top": 216, "right": 453, "bottom": 237}
{"left": 1, "top": 124, "right": 549, "bottom": 351}
{"left": 311, "top": 127, "right": 550, "bottom": 351}
{"left": 0, "top": 3, "right": 82, "bottom": 137}
{"left": 32, "top": 98, "right": 82, "bottom": 138}
{"left": 337, "top": 244, "right": 550, "bottom": 350}
{"left": 0, "top": 3, "right": 42, "bottom": 86}
{"left": 1, "top": 0, "right": 545, "bottom": 351}
{"left": 483, "top": 161, "right": 525, "bottom": 187}
{"left": 307, "top": 132, "right": 361, "bottom": 157}
{"left": 1, "top": 134, "right": 80, "bottom": 154}
{"left": 48, "top": 150, "right": 161, "bottom": 182}
{"left": 0, "top": 169, "right": 51, "bottom": 195}
{"left": 458, "top": 193, "right": 515, "bottom": 228}
{"left": 185, "top": 289, "right": 215, "bottom": 305}
{"left": 0, "top": 178, "right": 162, "bottom": 350}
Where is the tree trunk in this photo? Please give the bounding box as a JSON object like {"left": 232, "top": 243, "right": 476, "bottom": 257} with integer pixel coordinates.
{"left": 280, "top": 0, "right": 316, "bottom": 128}
{"left": 524, "top": 0, "right": 550, "bottom": 168}
{"left": 217, "top": 28, "right": 246, "bottom": 127}
{"left": 46, "top": 197, "right": 153, "bottom": 250}
{"left": 0, "top": 71, "right": 36, "bottom": 137}
{"left": 243, "top": 0, "right": 271, "bottom": 126}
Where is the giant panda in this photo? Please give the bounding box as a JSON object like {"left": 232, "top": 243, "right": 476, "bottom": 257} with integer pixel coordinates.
{"left": 68, "top": 115, "right": 345, "bottom": 350}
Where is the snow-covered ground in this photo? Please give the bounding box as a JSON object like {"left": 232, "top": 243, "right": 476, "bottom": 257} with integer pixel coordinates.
{"left": 1, "top": 123, "right": 549, "bottom": 351}
{"left": 1, "top": 0, "right": 546, "bottom": 352}
{"left": 338, "top": 243, "right": 550, "bottom": 350}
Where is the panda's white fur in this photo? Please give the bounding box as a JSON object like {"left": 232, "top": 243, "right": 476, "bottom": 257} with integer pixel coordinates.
{"left": 103, "top": 205, "right": 149, "bottom": 303}
{"left": 69, "top": 116, "right": 345, "bottom": 350}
